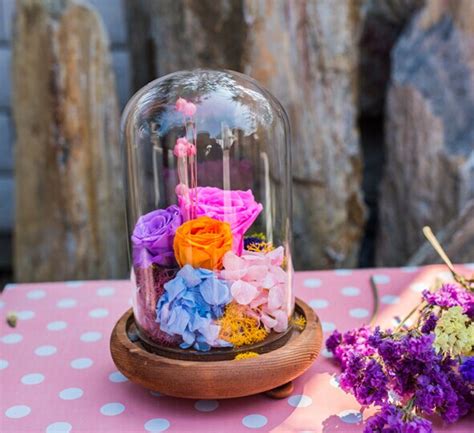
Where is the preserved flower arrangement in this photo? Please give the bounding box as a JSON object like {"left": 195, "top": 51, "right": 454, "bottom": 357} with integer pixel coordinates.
{"left": 122, "top": 70, "right": 293, "bottom": 354}
{"left": 326, "top": 264, "right": 474, "bottom": 432}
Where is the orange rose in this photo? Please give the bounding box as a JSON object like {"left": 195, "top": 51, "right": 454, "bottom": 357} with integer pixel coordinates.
{"left": 173, "top": 216, "right": 233, "bottom": 270}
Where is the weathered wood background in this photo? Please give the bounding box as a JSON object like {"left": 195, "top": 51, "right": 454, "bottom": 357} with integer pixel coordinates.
{"left": 6, "top": 0, "right": 474, "bottom": 281}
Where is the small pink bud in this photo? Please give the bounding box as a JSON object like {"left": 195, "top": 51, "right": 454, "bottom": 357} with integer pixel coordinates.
{"left": 174, "top": 137, "right": 189, "bottom": 158}
{"left": 183, "top": 102, "right": 197, "bottom": 117}
{"left": 175, "top": 97, "right": 187, "bottom": 112}
{"left": 175, "top": 183, "right": 189, "bottom": 196}
{"left": 187, "top": 143, "right": 197, "bottom": 156}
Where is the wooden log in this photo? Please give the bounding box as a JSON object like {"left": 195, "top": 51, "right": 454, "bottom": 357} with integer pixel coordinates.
{"left": 408, "top": 201, "right": 474, "bottom": 265}
{"left": 359, "top": 0, "right": 425, "bottom": 116}
{"left": 12, "top": 0, "right": 127, "bottom": 282}
{"left": 146, "top": 0, "right": 247, "bottom": 74}
{"left": 377, "top": 0, "right": 474, "bottom": 266}
{"left": 126, "top": 0, "right": 367, "bottom": 270}
{"left": 242, "top": 0, "right": 366, "bottom": 269}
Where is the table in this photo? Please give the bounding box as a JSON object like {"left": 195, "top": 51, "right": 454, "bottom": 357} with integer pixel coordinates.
{"left": 1, "top": 265, "right": 473, "bottom": 433}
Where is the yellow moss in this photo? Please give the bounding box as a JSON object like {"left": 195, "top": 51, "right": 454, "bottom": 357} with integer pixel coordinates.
{"left": 218, "top": 303, "right": 268, "bottom": 347}
{"left": 292, "top": 315, "right": 306, "bottom": 330}
{"left": 246, "top": 241, "right": 275, "bottom": 253}
{"left": 234, "top": 352, "right": 260, "bottom": 360}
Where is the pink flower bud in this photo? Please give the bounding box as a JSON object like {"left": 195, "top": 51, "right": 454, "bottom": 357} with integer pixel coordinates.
{"left": 187, "top": 143, "right": 197, "bottom": 156}
{"left": 183, "top": 102, "right": 197, "bottom": 117}
{"left": 174, "top": 137, "right": 189, "bottom": 158}
{"left": 175, "top": 97, "right": 187, "bottom": 112}
{"left": 175, "top": 183, "right": 189, "bottom": 197}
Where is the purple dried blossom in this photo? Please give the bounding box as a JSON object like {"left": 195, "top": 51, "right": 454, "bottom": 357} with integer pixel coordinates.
{"left": 421, "top": 313, "right": 438, "bottom": 334}
{"left": 460, "top": 357, "right": 474, "bottom": 382}
{"left": 423, "top": 283, "right": 474, "bottom": 317}
{"left": 364, "top": 404, "right": 433, "bottom": 433}
{"left": 325, "top": 326, "right": 376, "bottom": 367}
{"left": 338, "top": 354, "right": 388, "bottom": 406}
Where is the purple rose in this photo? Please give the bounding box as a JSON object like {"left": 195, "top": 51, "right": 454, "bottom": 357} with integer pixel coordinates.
{"left": 131, "top": 205, "right": 182, "bottom": 267}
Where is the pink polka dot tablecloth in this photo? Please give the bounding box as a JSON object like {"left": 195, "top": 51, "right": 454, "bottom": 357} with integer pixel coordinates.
{"left": 1, "top": 265, "right": 474, "bottom": 433}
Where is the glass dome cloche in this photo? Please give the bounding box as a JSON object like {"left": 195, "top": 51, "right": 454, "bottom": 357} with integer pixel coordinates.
{"left": 121, "top": 69, "right": 294, "bottom": 357}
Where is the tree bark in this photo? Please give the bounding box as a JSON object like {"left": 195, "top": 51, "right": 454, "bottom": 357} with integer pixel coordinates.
{"left": 12, "top": 0, "right": 127, "bottom": 282}
{"left": 408, "top": 201, "right": 474, "bottom": 265}
{"left": 377, "top": 0, "right": 474, "bottom": 266}
{"left": 243, "top": 0, "right": 366, "bottom": 269}
{"left": 359, "top": 0, "right": 425, "bottom": 116}
{"left": 125, "top": 0, "right": 367, "bottom": 270}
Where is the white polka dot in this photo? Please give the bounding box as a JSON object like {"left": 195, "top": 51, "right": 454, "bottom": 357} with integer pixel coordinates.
{"left": 150, "top": 391, "right": 163, "bottom": 397}
{"left": 242, "top": 414, "right": 268, "bottom": 429}
{"left": 21, "top": 373, "right": 44, "bottom": 385}
{"left": 27, "top": 289, "right": 46, "bottom": 299}
{"left": 97, "top": 287, "right": 115, "bottom": 297}
{"left": 109, "top": 371, "right": 128, "bottom": 383}
{"left": 329, "top": 376, "right": 340, "bottom": 388}
{"left": 334, "top": 269, "right": 352, "bottom": 276}
{"left": 0, "top": 359, "right": 9, "bottom": 370}
{"left": 35, "top": 345, "right": 57, "bottom": 357}
{"left": 56, "top": 298, "right": 77, "bottom": 309}
{"left": 194, "top": 400, "right": 219, "bottom": 412}
{"left": 303, "top": 278, "right": 322, "bottom": 288}
{"left": 100, "top": 402, "right": 125, "bottom": 416}
{"left": 47, "top": 321, "right": 68, "bottom": 331}
{"left": 89, "top": 308, "right": 109, "bottom": 318}
{"left": 66, "top": 281, "right": 83, "bottom": 287}
{"left": 5, "top": 405, "right": 31, "bottom": 419}
{"left": 349, "top": 308, "right": 369, "bottom": 319}
{"left": 59, "top": 388, "right": 83, "bottom": 400}
{"left": 0, "top": 300, "right": 4, "bottom": 309}
{"left": 341, "top": 287, "right": 360, "bottom": 296}
{"left": 144, "top": 418, "right": 170, "bottom": 432}
{"left": 381, "top": 295, "right": 399, "bottom": 305}
{"left": 5, "top": 283, "right": 16, "bottom": 290}
{"left": 46, "top": 421, "right": 72, "bottom": 433}
{"left": 1, "top": 333, "right": 23, "bottom": 344}
{"left": 287, "top": 394, "right": 312, "bottom": 408}
{"left": 464, "top": 263, "right": 474, "bottom": 270}
{"left": 322, "top": 322, "right": 336, "bottom": 332}
{"left": 373, "top": 274, "right": 390, "bottom": 284}
{"left": 410, "top": 282, "right": 428, "bottom": 293}
{"left": 321, "top": 348, "right": 333, "bottom": 358}
{"left": 70, "top": 358, "right": 93, "bottom": 369}
{"left": 80, "top": 331, "right": 102, "bottom": 342}
{"left": 16, "top": 310, "right": 35, "bottom": 320}
{"left": 338, "top": 409, "right": 362, "bottom": 424}
{"left": 401, "top": 266, "right": 418, "bottom": 273}
{"left": 309, "top": 299, "right": 329, "bottom": 309}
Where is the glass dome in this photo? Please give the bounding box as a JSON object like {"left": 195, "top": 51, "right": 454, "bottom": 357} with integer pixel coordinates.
{"left": 121, "top": 69, "right": 293, "bottom": 357}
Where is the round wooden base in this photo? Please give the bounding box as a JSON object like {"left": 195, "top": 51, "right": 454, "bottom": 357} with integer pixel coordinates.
{"left": 110, "top": 298, "right": 322, "bottom": 399}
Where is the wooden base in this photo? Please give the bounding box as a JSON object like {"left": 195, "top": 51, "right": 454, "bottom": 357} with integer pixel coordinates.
{"left": 110, "top": 298, "right": 323, "bottom": 399}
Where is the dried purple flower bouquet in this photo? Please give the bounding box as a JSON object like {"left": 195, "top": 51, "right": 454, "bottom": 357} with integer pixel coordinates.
{"left": 326, "top": 278, "right": 474, "bottom": 432}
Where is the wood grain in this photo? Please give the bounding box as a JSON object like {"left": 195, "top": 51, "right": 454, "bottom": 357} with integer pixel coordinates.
{"left": 110, "top": 298, "right": 322, "bottom": 399}
{"left": 377, "top": 0, "right": 474, "bottom": 266}
{"left": 125, "top": 0, "right": 367, "bottom": 270}
{"left": 12, "top": 0, "right": 127, "bottom": 282}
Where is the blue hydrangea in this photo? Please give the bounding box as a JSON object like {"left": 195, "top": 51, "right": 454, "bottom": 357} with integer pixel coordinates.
{"left": 156, "top": 265, "right": 232, "bottom": 351}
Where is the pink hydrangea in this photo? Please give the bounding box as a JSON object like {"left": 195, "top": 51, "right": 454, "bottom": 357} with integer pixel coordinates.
{"left": 220, "top": 246, "right": 291, "bottom": 333}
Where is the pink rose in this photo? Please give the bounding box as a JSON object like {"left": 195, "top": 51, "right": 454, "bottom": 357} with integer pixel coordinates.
{"left": 178, "top": 187, "right": 263, "bottom": 254}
